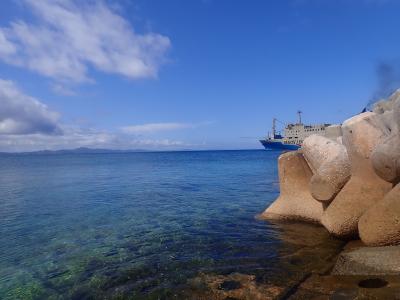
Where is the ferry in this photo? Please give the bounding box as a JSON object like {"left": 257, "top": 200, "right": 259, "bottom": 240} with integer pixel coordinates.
{"left": 260, "top": 111, "right": 331, "bottom": 150}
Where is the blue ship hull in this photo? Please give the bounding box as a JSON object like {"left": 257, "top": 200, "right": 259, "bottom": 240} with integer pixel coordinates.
{"left": 260, "top": 139, "right": 300, "bottom": 150}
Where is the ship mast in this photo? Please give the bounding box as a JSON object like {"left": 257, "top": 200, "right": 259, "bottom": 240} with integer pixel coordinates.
{"left": 297, "top": 110, "right": 302, "bottom": 124}
{"left": 272, "top": 118, "right": 277, "bottom": 138}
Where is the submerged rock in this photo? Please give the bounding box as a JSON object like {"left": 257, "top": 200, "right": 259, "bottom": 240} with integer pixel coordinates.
{"left": 185, "top": 273, "right": 283, "bottom": 300}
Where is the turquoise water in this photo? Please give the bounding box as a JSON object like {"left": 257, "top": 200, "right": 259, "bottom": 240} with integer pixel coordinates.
{"left": 0, "top": 150, "right": 341, "bottom": 299}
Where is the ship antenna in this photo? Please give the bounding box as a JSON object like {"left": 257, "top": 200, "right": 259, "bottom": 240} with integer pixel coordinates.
{"left": 297, "top": 110, "right": 302, "bottom": 124}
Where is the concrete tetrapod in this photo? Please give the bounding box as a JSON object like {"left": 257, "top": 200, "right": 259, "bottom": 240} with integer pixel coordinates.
{"left": 321, "top": 112, "right": 392, "bottom": 238}
{"left": 261, "top": 151, "right": 324, "bottom": 223}
{"left": 359, "top": 183, "right": 400, "bottom": 246}
{"left": 371, "top": 134, "right": 400, "bottom": 184}
{"left": 372, "top": 93, "right": 400, "bottom": 184}
{"left": 302, "top": 135, "right": 351, "bottom": 202}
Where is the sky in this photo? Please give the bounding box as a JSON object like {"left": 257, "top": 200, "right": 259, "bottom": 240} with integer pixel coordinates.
{"left": 1, "top": 0, "right": 400, "bottom": 152}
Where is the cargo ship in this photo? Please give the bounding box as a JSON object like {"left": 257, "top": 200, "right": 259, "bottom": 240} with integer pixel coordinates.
{"left": 260, "top": 111, "right": 331, "bottom": 150}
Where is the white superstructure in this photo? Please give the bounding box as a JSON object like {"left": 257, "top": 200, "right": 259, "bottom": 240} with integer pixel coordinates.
{"left": 270, "top": 111, "right": 331, "bottom": 146}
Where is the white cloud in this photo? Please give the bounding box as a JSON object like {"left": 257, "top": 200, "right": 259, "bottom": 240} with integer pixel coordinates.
{"left": 0, "top": 0, "right": 171, "bottom": 83}
{"left": 51, "top": 83, "right": 77, "bottom": 96}
{"left": 0, "top": 127, "right": 189, "bottom": 152}
{"left": 120, "top": 121, "right": 214, "bottom": 134}
{"left": 0, "top": 79, "right": 196, "bottom": 151}
{"left": 120, "top": 122, "right": 195, "bottom": 134}
{"left": 0, "top": 79, "right": 61, "bottom": 135}
{"left": 0, "top": 31, "right": 16, "bottom": 56}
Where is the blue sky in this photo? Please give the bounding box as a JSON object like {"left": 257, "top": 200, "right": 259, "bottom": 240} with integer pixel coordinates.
{"left": 1, "top": 0, "right": 400, "bottom": 151}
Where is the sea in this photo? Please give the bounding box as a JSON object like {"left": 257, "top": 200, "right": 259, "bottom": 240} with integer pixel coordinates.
{"left": 0, "top": 150, "right": 343, "bottom": 299}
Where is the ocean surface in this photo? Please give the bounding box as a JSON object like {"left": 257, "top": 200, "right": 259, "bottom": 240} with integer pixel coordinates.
{"left": 0, "top": 150, "right": 342, "bottom": 299}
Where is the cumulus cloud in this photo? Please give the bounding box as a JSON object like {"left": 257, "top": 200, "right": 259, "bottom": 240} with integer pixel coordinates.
{"left": 0, "top": 80, "right": 194, "bottom": 151}
{"left": 0, "top": 0, "right": 171, "bottom": 83}
{"left": 0, "top": 79, "right": 61, "bottom": 135}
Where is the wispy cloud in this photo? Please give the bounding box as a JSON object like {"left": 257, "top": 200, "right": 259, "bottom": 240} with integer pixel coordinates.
{"left": 120, "top": 121, "right": 214, "bottom": 134}
{"left": 0, "top": 0, "right": 171, "bottom": 83}
{"left": 120, "top": 122, "right": 195, "bottom": 134}
{"left": 0, "top": 79, "right": 61, "bottom": 135}
{"left": 0, "top": 127, "right": 189, "bottom": 152}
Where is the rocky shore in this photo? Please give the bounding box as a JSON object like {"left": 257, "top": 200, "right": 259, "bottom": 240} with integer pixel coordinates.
{"left": 179, "top": 92, "right": 400, "bottom": 299}
{"left": 259, "top": 89, "right": 400, "bottom": 298}
{"left": 262, "top": 89, "right": 400, "bottom": 245}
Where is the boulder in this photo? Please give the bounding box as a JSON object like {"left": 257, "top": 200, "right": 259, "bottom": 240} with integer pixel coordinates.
{"left": 261, "top": 151, "right": 324, "bottom": 223}
{"left": 302, "top": 135, "right": 350, "bottom": 202}
{"left": 321, "top": 112, "right": 392, "bottom": 238}
{"left": 359, "top": 183, "right": 400, "bottom": 246}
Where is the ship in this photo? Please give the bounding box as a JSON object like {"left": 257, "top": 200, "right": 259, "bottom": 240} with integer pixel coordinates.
{"left": 260, "top": 111, "right": 331, "bottom": 150}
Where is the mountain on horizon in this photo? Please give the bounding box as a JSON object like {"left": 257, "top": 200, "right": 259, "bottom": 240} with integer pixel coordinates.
{"left": 0, "top": 147, "right": 151, "bottom": 155}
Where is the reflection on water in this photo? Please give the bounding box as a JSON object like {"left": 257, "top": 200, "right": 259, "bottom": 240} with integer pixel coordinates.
{"left": 0, "top": 151, "right": 343, "bottom": 299}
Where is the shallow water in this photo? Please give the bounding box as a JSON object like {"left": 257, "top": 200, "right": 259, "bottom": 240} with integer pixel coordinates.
{"left": 0, "top": 150, "right": 342, "bottom": 299}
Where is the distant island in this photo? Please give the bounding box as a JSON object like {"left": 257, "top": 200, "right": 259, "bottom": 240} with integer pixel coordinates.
{"left": 0, "top": 147, "right": 226, "bottom": 155}
{"left": 0, "top": 147, "right": 152, "bottom": 155}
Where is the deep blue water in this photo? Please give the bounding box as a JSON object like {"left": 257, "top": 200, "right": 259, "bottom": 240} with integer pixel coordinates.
{"left": 0, "top": 150, "right": 341, "bottom": 299}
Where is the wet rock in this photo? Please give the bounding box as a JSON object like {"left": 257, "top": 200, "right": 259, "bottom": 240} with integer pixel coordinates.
{"left": 287, "top": 273, "right": 400, "bottom": 299}
{"left": 302, "top": 135, "right": 351, "bottom": 202}
{"left": 218, "top": 280, "right": 242, "bottom": 291}
{"left": 358, "top": 278, "right": 388, "bottom": 288}
{"left": 261, "top": 151, "right": 324, "bottom": 223}
{"left": 332, "top": 246, "right": 400, "bottom": 275}
{"left": 185, "top": 272, "right": 284, "bottom": 300}
{"left": 321, "top": 112, "right": 392, "bottom": 238}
